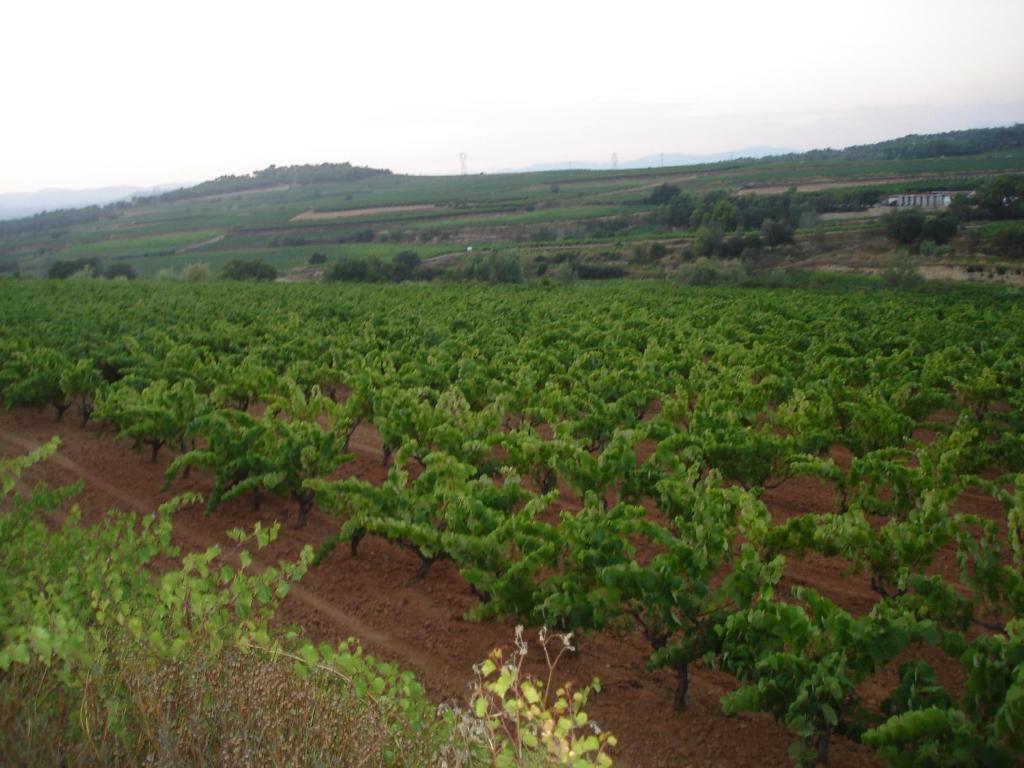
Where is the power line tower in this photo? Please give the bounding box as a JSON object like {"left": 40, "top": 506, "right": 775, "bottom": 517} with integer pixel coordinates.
{"left": 459, "top": 152, "right": 468, "bottom": 176}
{"left": 611, "top": 152, "right": 618, "bottom": 170}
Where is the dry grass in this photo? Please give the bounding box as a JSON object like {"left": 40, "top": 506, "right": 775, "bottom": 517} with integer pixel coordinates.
{"left": 0, "top": 636, "right": 447, "bottom": 767}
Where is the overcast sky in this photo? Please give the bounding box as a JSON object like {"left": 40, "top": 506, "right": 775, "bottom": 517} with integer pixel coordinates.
{"left": 3, "top": 0, "right": 1023, "bottom": 193}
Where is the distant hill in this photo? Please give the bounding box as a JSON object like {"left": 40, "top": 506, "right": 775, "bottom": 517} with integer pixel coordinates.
{"left": 0, "top": 163, "right": 392, "bottom": 237}
{"left": 0, "top": 184, "right": 188, "bottom": 221}
{"left": 3, "top": 124, "right": 1023, "bottom": 231}
{"left": 502, "top": 124, "right": 1024, "bottom": 174}
{"left": 503, "top": 147, "right": 795, "bottom": 173}
{"left": 152, "top": 163, "right": 392, "bottom": 204}
{"left": 623, "top": 147, "right": 796, "bottom": 169}
{"left": 782, "top": 123, "right": 1024, "bottom": 162}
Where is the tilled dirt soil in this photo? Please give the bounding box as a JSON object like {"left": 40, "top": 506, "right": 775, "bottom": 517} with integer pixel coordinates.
{"left": 1, "top": 407, "right": 1002, "bottom": 767}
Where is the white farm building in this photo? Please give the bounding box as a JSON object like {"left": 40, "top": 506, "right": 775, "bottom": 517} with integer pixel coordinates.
{"left": 884, "top": 192, "right": 956, "bottom": 209}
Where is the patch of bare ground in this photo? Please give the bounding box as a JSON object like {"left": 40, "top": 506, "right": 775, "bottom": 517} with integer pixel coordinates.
{"left": 290, "top": 204, "right": 437, "bottom": 222}
{"left": 176, "top": 233, "right": 225, "bottom": 253}
{"left": 917, "top": 265, "right": 1024, "bottom": 287}
{"left": 735, "top": 170, "right": 1004, "bottom": 197}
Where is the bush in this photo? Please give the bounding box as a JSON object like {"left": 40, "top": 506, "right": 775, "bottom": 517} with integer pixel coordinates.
{"left": 885, "top": 209, "right": 926, "bottom": 244}
{"left": 47, "top": 257, "right": 100, "bottom": 279}
{"left": 882, "top": 256, "right": 925, "bottom": 290}
{"left": 466, "top": 252, "right": 524, "bottom": 284}
{"left": 666, "top": 194, "right": 697, "bottom": 227}
{"left": 676, "top": 257, "right": 746, "bottom": 286}
{"left": 308, "top": 251, "right": 327, "bottom": 265}
{"left": 760, "top": 218, "right": 795, "bottom": 246}
{"left": 921, "top": 212, "right": 959, "bottom": 245}
{"left": 0, "top": 445, "right": 615, "bottom": 768}
{"left": 392, "top": 250, "right": 421, "bottom": 281}
{"left": 182, "top": 262, "right": 210, "bottom": 282}
{"left": 645, "top": 183, "right": 680, "bottom": 206}
{"left": 529, "top": 227, "right": 558, "bottom": 243}
{"left": 104, "top": 263, "right": 137, "bottom": 280}
{"left": 576, "top": 264, "right": 626, "bottom": 279}
{"left": 220, "top": 259, "right": 278, "bottom": 281}
{"left": 991, "top": 222, "right": 1024, "bottom": 259}
{"left": 696, "top": 224, "right": 725, "bottom": 257}
{"left": 326, "top": 258, "right": 369, "bottom": 282}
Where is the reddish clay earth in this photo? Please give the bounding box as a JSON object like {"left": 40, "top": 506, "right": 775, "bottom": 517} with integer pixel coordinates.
{"left": 0, "top": 407, "right": 1003, "bottom": 767}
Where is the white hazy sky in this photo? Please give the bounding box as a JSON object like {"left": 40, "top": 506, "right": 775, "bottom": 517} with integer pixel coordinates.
{"left": 2, "top": 0, "right": 1023, "bottom": 193}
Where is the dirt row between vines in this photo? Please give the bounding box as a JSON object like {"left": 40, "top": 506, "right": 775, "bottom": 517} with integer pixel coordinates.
{"left": 1, "top": 407, "right": 1001, "bottom": 767}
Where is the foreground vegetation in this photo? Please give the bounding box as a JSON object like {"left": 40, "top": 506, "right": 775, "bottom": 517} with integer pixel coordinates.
{"left": 0, "top": 440, "right": 615, "bottom": 767}
{"left": 1, "top": 278, "right": 1022, "bottom": 765}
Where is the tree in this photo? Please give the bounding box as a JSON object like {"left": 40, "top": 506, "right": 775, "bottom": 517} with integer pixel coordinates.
{"left": 645, "top": 183, "right": 680, "bottom": 206}
{"left": 761, "top": 218, "right": 795, "bottom": 246}
{"left": 325, "top": 257, "right": 386, "bottom": 282}
{"left": 991, "top": 222, "right": 1024, "bottom": 259}
{"left": 47, "top": 257, "right": 100, "bottom": 279}
{"left": 220, "top": 259, "right": 278, "bottom": 281}
{"left": 921, "top": 212, "right": 959, "bottom": 245}
{"left": 666, "top": 194, "right": 697, "bottom": 228}
{"left": 885, "top": 209, "right": 926, "bottom": 244}
{"left": 392, "top": 250, "right": 421, "bottom": 281}
{"left": 105, "top": 263, "right": 137, "bottom": 280}
{"left": 973, "top": 175, "right": 1024, "bottom": 220}
{"left": 695, "top": 224, "right": 725, "bottom": 257}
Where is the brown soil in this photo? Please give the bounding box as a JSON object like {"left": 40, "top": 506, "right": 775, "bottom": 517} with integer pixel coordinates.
{"left": 0, "top": 408, "right": 1003, "bottom": 767}
{"left": 176, "top": 233, "right": 225, "bottom": 253}
{"left": 291, "top": 205, "right": 437, "bottom": 222}
{"left": 734, "top": 171, "right": 1000, "bottom": 197}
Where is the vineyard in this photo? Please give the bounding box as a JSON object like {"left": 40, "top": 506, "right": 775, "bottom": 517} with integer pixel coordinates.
{"left": 1, "top": 278, "right": 1023, "bottom": 766}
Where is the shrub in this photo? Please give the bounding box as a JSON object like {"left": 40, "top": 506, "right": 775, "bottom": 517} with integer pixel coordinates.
{"left": 392, "top": 250, "right": 421, "bottom": 281}
{"left": 921, "top": 212, "right": 959, "bottom": 245}
{"left": 666, "top": 194, "right": 697, "bottom": 227}
{"left": 990, "top": 221, "right": 1024, "bottom": 259}
{"left": 676, "top": 257, "right": 746, "bottom": 286}
{"left": 326, "top": 258, "right": 370, "bottom": 282}
{"left": 696, "top": 224, "right": 725, "bottom": 257}
{"left": 645, "top": 183, "right": 680, "bottom": 206}
{"left": 104, "top": 263, "right": 137, "bottom": 280}
{"left": 529, "top": 227, "right": 558, "bottom": 243}
{"left": 761, "top": 218, "right": 795, "bottom": 246}
{"left": 308, "top": 251, "right": 327, "bottom": 265}
{"left": 576, "top": 264, "right": 626, "bottom": 279}
{"left": 47, "top": 257, "right": 100, "bottom": 279}
{"left": 182, "top": 262, "right": 210, "bottom": 282}
{"left": 882, "top": 256, "right": 925, "bottom": 290}
{"left": 220, "top": 259, "right": 278, "bottom": 281}
{"left": 325, "top": 257, "right": 390, "bottom": 283}
{"left": 648, "top": 242, "right": 669, "bottom": 260}
{"left": 0, "top": 445, "right": 616, "bottom": 768}
{"left": 885, "top": 209, "right": 926, "bottom": 244}
{"left": 466, "top": 252, "right": 524, "bottom": 284}
{"left": 467, "top": 627, "right": 616, "bottom": 767}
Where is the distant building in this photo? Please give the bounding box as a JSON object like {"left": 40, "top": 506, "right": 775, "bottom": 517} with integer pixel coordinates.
{"left": 884, "top": 192, "right": 955, "bottom": 209}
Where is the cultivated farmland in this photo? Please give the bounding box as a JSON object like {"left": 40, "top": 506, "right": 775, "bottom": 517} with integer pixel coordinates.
{"left": 1, "top": 279, "right": 1022, "bottom": 766}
